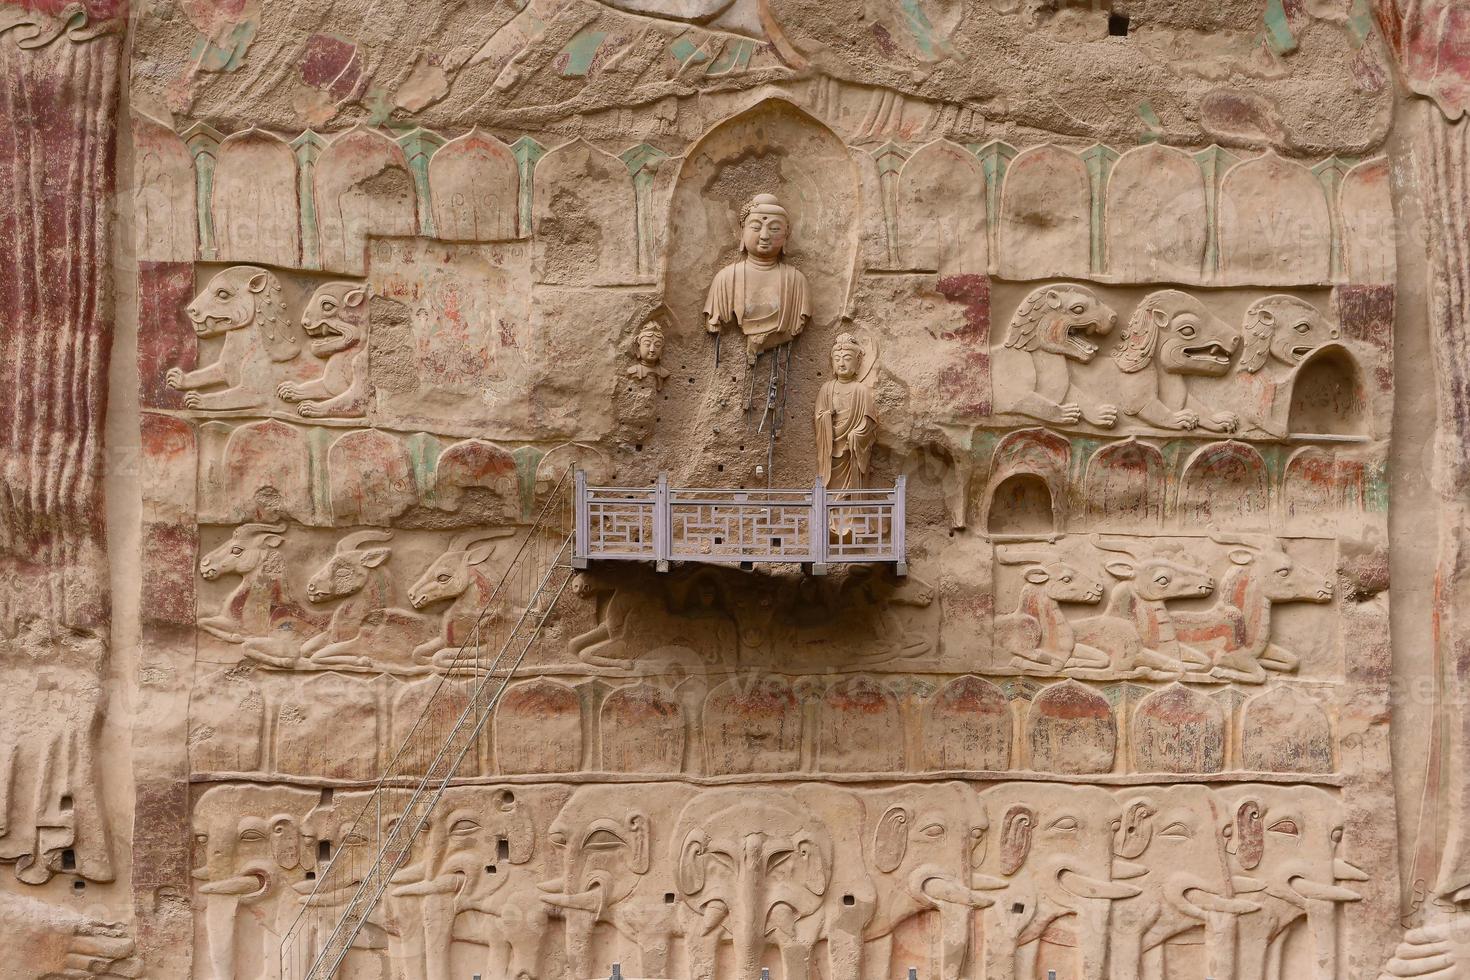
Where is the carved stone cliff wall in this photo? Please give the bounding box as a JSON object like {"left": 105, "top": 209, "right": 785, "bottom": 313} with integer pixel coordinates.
{"left": 5, "top": 0, "right": 1469, "bottom": 977}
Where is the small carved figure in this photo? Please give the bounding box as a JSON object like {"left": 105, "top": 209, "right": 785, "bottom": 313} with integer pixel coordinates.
{"left": 815, "top": 332, "right": 879, "bottom": 491}
{"left": 1234, "top": 295, "right": 1340, "bottom": 436}
{"left": 298, "top": 529, "right": 436, "bottom": 672}
{"left": 993, "top": 283, "right": 1119, "bottom": 426}
{"left": 1071, "top": 538, "right": 1216, "bottom": 678}
{"left": 1171, "top": 532, "right": 1334, "bottom": 683}
{"left": 994, "top": 546, "right": 1110, "bottom": 672}
{"left": 277, "top": 281, "right": 372, "bottom": 418}
{"left": 166, "top": 265, "right": 300, "bottom": 410}
{"left": 1109, "top": 289, "right": 1242, "bottom": 432}
{"left": 625, "top": 319, "right": 670, "bottom": 391}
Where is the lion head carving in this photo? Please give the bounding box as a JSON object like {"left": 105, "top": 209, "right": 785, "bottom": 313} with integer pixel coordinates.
{"left": 186, "top": 265, "right": 298, "bottom": 362}
{"left": 1238, "top": 295, "right": 1339, "bottom": 373}
{"left": 1003, "top": 284, "right": 1118, "bottom": 362}
{"left": 301, "top": 282, "right": 369, "bottom": 359}
{"left": 1113, "top": 289, "right": 1240, "bottom": 377}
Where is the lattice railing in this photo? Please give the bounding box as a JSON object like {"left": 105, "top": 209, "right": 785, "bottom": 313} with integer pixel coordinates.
{"left": 575, "top": 472, "right": 906, "bottom": 572}
{"left": 277, "top": 468, "right": 576, "bottom": 980}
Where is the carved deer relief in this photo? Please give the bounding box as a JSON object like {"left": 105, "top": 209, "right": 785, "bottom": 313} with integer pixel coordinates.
{"left": 198, "top": 522, "right": 322, "bottom": 663}
{"left": 300, "top": 529, "right": 436, "bottom": 673}
{"left": 1171, "top": 533, "right": 1335, "bottom": 683}
{"left": 995, "top": 544, "right": 1110, "bottom": 673}
{"left": 166, "top": 265, "right": 300, "bottom": 410}
{"left": 406, "top": 528, "right": 518, "bottom": 667}
{"left": 1071, "top": 537, "right": 1217, "bottom": 678}
{"left": 277, "top": 281, "right": 373, "bottom": 419}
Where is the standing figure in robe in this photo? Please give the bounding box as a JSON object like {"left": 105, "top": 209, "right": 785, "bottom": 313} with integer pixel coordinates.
{"left": 815, "top": 332, "right": 879, "bottom": 491}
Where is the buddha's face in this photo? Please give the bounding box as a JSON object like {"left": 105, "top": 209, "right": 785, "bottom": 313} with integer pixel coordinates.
{"left": 742, "top": 212, "right": 789, "bottom": 260}
{"left": 637, "top": 330, "right": 663, "bottom": 364}
{"left": 832, "top": 347, "right": 859, "bottom": 381}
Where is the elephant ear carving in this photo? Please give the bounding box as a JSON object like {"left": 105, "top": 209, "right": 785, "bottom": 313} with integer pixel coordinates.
{"left": 794, "top": 832, "right": 829, "bottom": 895}
{"left": 270, "top": 815, "right": 302, "bottom": 871}
{"left": 1234, "top": 799, "right": 1265, "bottom": 871}
{"left": 628, "top": 811, "right": 650, "bottom": 875}
{"left": 677, "top": 831, "right": 708, "bottom": 895}
{"left": 1115, "top": 799, "right": 1155, "bottom": 861}
{"left": 874, "top": 805, "right": 911, "bottom": 874}
{"left": 1001, "top": 805, "right": 1034, "bottom": 877}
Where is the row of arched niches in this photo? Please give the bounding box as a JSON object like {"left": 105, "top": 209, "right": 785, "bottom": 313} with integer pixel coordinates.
{"left": 191, "top": 668, "right": 1336, "bottom": 783}
{"left": 133, "top": 101, "right": 1392, "bottom": 287}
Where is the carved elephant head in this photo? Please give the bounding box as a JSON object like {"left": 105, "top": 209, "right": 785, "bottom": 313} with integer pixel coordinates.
{"left": 869, "top": 781, "right": 1003, "bottom": 915}
{"left": 865, "top": 782, "right": 1006, "bottom": 980}
{"left": 538, "top": 784, "right": 695, "bottom": 977}
{"left": 673, "top": 788, "right": 831, "bottom": 979}
{"left": 1110, "top": 786, "right": 1259, "bottom": 979}
{"left": 420, "top": 786, "right": 536, "bottom": 913}
{"left": 1113, "top": 785, "right": 1257, "bottom": 925}
{"left": 1219, "top": 785, "right": 1366, "bottom": 980}
{"left": 190, "top": 785, "right": 321, "bottom": 980}
{"left": 978, "top": 784, "right": 1141, "bottom": 980}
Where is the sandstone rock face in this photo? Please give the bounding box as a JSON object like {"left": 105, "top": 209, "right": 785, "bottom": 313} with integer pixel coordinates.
{"left": 5, "top": 0, "right": 1470, "bottom": 977}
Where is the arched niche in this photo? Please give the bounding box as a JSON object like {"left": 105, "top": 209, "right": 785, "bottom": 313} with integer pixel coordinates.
{"left": 1217, "top": 152, "right": 1331, "bottom": 285}
{"left": 1104, "top": 143, "right": 1207, "bottom": 283}
{"left": 1241, "top": 686, "right": 1333, "bottom": 773}
{"left": 921, "top": 675, "right": 1010, "bottom": 771}
{"left": 132, "top": 111, "right": 196, "bottom": 262}
{"left": 314, "top": 126, "right": 417, "bottom": 275}
{"left": 988, "top": 473, "right": 1055, "bottom": 536}
{"left": 1340, "top": 156, "right": 1394, "bottom": 285}
{"left": 1083, "top": 438, "right": 1165, "bottom": 527}
{"left": 1178, "top": 440, "right": 1269, "bottom": 528}
{"left": 664, "top": 98, "right": 858, "bottom": 342}
{"left": 997, "top": 144, "right": 1090, "bottom": 279}
{"left": 214, "top": 127, "right": 299, "bottom": 268}
{"left": 1131, "top": 683, "right": 1225, "bottom": 774}
{"left": 1287, "top": 343, "right": 1367, "bottom": 437}
{"left": 600, "top": 682, "right": 685, "bottom": 773}
{"left": 429, "top": 127, "right": 518, "bottom": 241}
{"left": 495, "top": 678, "right": 582, "bottom": 774}
{"left": 895, "top": 138, "right": 986, "bottom": 274}
{"left": 1026, "top": 680, "right": 1115, "bottom": 775}
{"left": 984, "top": 428, "right": 1070, "bottom": 535}
{"left": 703, "top": 676, "right": 801, "bottom": 775}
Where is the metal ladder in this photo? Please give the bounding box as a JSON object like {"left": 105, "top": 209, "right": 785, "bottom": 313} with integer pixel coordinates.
{"left": 278, "top": 467, "right": 577, "bottom": 980}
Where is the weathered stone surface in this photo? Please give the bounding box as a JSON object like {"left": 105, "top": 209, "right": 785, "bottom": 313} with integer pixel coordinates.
{"left": 6, "top": 0, "right": 1461, "bottom": 976}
